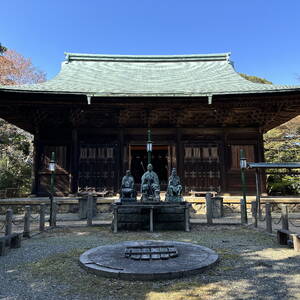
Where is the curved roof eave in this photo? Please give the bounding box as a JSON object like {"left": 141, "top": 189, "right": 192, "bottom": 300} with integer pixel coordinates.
{"left": 1, "top": 52, "right": 300, "bottom": 97}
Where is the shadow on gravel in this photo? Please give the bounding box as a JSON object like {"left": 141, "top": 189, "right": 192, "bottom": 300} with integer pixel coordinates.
{"left": 2, "top": 225, "right": 299, "bottom": 300}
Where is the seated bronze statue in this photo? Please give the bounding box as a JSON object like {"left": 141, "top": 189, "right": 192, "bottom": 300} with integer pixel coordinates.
{"left": 120, "top": 170, "right": 136, "bottom": 201}
{"left": 165, "top": 168, "right": 183, "bottom": 202}
{"left": 141, "top": 164, "right": 160, "bottom": 202}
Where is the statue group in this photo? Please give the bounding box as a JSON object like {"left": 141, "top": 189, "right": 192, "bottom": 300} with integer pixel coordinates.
{"left": 120, "top": 164, "right": 182, "bottom": 203}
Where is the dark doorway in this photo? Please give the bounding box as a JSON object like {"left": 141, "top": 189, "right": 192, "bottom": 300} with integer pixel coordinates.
{"left": 130, "top": 145, "right": 169, "bottom": 189}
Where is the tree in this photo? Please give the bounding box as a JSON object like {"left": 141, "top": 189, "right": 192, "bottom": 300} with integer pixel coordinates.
{"left": 239, "top": 73, "right": 272, "bottom": 84}
{"left": 264, "top": 116, "right": 300, "bottom": 195}
{"left": 0, "top": 43, "right": 7, "bottom": 54}
{"left": 0, "top": 45, "right": 46, "bottom": 196}
{"left": 0, "top": 48, "right": 46, "bottom": 85}
{"left": 0, "top": 119, "right": 32, "bottom": 194}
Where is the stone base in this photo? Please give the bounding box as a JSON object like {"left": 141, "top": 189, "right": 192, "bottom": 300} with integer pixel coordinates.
{"left": 141, "top": 195, "right": 160, "bottom": 202}
{"left": 79, "top": 240, "right": 219, "bottom": 280}
{"left": 112, "top": 202, "right": 189, "bottom": 231}
{"left": 165, "top": 195, "right": 183, "bottom": 202}
{"left": 120, "top": 197, "right": 137, "bottom": 203}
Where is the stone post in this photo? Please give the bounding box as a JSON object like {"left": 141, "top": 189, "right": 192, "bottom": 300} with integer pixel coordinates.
{"left": 281, "top": 204, "right": 289, "bottom": 231}
{"left": 5, "top": 209, "right": 13, "bottom": 236}
{"left": 251, "top": 201, "right": 258, "bottom": 228}
{"left": 23, "top": 206, "right": 31, "bottom": 238}
{"left": 265, "top": 203, "right": 272, "bottom": 233}
{"left": 113, "top": 206, "right": 118, "bottom": 233}
{"left": 240, "top": 199, "right": 247, "bottom": 224}
{"left": 149, "top": 207, "right": 154, "bottom": 232}
{"left": 205, "top": 193, "right": 213, "bottom": 225}
{"left": 52, "top": 201, "right": 57, "bottom": 227}
{"left": 39, "top": 204, "right": 46, "bottom": 232}
{"left": 87, "top": 193, "right": 93, "bottom": 226}
{"left": 185, "top": 204, "right": 190, "bottom": 232}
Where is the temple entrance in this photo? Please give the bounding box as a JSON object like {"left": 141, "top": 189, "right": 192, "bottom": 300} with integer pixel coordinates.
{"left": 130, "top": 145, "right": 169, "bottom": 189}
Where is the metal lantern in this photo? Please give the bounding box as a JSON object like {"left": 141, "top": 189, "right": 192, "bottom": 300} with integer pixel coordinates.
{"left": 147, "top": 140, "right": 153, "bottom": 152}
{"left": 239, "top": 149, "right": 247, "bottom": 169}
{"left": 147, "top": 129, "right": 152, "bottom": 164}
{"left": 240, "top": 157, "right": 247, "bottom": 169}
{"left": 49, "top": 156, "right": 56, "bottom": 172}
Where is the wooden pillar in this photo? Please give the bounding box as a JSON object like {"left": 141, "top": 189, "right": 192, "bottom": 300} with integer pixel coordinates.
{"left": 257, "top": 128, "right": 267, "bottom": 194}
{"left": 176, "top": 128, "right": 184, "bottom": 185}
{"left": 70, "top": 128, "right": 79, "bottom": 194}
{"left": 220, "top": 130, "right": 228, "bottom": 193}
{"left": 31, "top": 129, "right": 40, "bottom": 195}
{"left": 118, "top": 128, "right": 124, "bottom": 192}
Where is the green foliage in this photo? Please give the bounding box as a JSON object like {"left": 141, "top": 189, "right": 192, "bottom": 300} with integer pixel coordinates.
{"left": 267, "top": 175, "right": 300, "bottom": 195}
{"left": 0, "top": 43, "right": 7, "bottom": 54}
{"left": 264, "top": 117, "right": 300, "bottom": 195}
{"left": 0, "top": 46, "right": 46, "bottom": 196}
{"left": 239, "top": 73, "right": 272, "bottom": 84}
{"left": 0, "top": 119, "right": 33, "bottom": 195}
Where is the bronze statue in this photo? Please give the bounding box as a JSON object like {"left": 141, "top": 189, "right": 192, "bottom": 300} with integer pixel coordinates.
{"left": 165, "top": 168, "right": 183, "bottom": 202}
{"left": 120, "top": 170, "right": 136, "bottom": 201}
{"left": 141, "top": 164, "right": 160, "bottom": 202}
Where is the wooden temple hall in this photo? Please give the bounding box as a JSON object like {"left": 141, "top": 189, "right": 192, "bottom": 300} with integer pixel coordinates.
{"left": 1, "top": 52, "right": 300, "bottom": 196}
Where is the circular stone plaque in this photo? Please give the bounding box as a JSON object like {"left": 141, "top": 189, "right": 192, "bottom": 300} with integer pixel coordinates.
{"left": 79, "top": 240, "right": 218, "bottom": 280}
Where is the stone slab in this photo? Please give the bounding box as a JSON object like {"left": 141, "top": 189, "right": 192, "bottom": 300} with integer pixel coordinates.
{"left": 79, "top": 240, "right": 218, "bottom": 280}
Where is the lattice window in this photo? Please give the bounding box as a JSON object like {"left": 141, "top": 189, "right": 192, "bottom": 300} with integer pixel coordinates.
{"left": 185, "top": 147, "right": 193, "bottom": 159}
{"left": 107, "top": 147, "right": 114, "bottom": 159}
{"left": 192, "top": 147, "right": 199, "bottom": 159}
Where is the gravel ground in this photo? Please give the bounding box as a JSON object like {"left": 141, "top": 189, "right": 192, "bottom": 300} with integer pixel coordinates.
{"left": 0, "top": 225, "right": 299, "bottom": 300}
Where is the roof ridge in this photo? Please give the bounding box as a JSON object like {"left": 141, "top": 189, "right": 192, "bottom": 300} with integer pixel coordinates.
{"left": 64, "top": 52, "right": 231, "bottom": 62}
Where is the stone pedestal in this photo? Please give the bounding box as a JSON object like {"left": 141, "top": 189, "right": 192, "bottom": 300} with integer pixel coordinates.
{"left": 112, "top": 202, "right": 190, "bottom": 232}
{"left": 120, "top": 197, "right": 137, "bottom": 204}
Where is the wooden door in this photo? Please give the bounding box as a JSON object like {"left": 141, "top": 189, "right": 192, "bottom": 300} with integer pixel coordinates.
{"left": 183, "top": 143, "right": 221, "bottom": 192}
{"left": 78, "top": 143, "right": 118, "bottom": 192}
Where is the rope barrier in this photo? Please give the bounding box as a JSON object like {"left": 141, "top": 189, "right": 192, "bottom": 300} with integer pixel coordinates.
{"left": 288, "top": 219, "right": 300, "bottom": 227}
{"left": 272, "top": 217, "right": 282, "bottom": 225}
{"left": 30, "top": 215, "right": 40, "bottom": 221}
{"left": 223, "top": 203, "right": 238, "bottom": 213}
{"left": 289, "top": 204, "right": 298, "bottom": 213}
{"left": 0, "top": 221, "right": 6, "bottom": 231}
{"left": 12, "top": 219, "right": 24, "bottom": 226}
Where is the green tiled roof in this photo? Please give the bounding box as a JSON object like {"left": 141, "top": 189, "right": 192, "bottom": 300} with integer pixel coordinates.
{"left": 1, "top": 52, "right": 300, "bottom": 97}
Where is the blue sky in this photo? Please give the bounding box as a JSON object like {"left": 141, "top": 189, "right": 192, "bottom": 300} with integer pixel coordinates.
{"left": 1, "top": 0, "right": 300, "bottom": 84}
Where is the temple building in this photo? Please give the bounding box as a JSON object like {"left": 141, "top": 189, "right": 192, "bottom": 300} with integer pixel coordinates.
{"left": 0, "top": 52, "right": 300, "bottom": 196}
